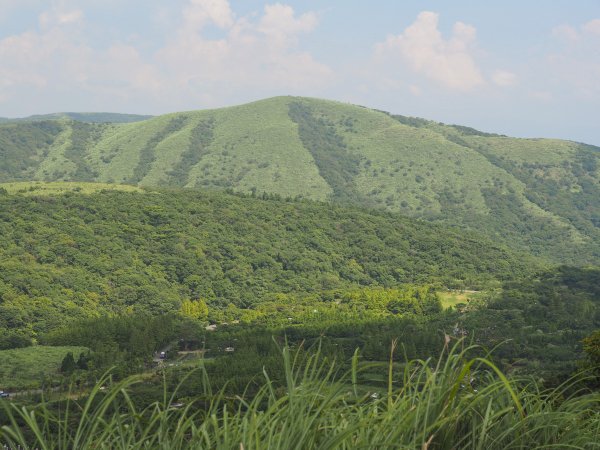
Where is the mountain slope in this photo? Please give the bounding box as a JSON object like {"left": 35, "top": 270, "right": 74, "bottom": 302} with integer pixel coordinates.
{"left": 0, "top": 96, "right": 598, "bottom": 263}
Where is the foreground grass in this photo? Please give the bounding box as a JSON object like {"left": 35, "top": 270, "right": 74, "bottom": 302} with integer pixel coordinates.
{"left": 0, "top": 346, "right": 88, "bottom": 390}
{"left": 1, "top": 341, "right": 599, "bottom": 449}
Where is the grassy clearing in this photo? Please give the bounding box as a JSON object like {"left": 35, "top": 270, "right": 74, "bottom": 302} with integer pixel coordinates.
{"left": 0, "top": 181, "right": 143, "bottom": 195}
{"left": 438, "top": 290, "right": 474, "bottom": 309}
{"left": 1, "top": 342, "right": 598, "bottom": 449}
{"left": 0, "top": 346, "right": 88, "bottom": 390}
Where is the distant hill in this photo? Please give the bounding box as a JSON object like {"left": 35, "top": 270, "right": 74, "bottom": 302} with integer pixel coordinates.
{"left": 0, "top": 112, "right": 152, "bottom": 124}
{"left": 0, "top": 96, "right": 598, "bottom": 264}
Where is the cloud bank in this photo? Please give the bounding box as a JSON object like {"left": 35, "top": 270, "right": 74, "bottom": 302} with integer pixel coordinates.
{"left": 0, "top": 0, "right": 332, "bottom": 111}
{"left": 374, "top": 11, "right": 485, "bottom": 91}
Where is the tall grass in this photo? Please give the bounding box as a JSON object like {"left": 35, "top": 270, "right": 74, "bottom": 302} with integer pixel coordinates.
{"left": 2, "top": 340, "right": 599, "bottom": 449}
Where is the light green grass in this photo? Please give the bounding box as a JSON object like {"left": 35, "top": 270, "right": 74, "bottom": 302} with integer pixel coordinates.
{"left": 93, "top": 116, "right": 176, "bottom": 183}
{"left": 468, "top": 136, "right": 578, "bottom": 164}
{"left": 437, "top": 291, "right": 473, "bottom": 309}
{"left": 303, "top": 98, "right": 515, "bottom": 214}
{"left": 1, "top": 97, "right": 595, "bottom": 213}
{"left": 33, "top": 122, "right": 76, "bottom": 180}
{"left": 0, "top": 181, "right": 143, "bottom": 195}
{"left": 140, "top": 114, "right": 199, "bottom": 186}
{"left": 0, "top": 346, "right": 88, "bottom": 390}
{"left": 186, "top": 97, "right": 332, "bottom": 199}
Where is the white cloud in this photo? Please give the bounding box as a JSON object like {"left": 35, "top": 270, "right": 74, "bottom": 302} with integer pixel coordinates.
{"left": 409, "top": 84, "right": 421, "bottom": 96}
{"left": 553, "top": 18, "right": 600, "bottom": 41}
{"left": 258, "top": 4, "right": 318, "bottom": 47}
{"left": 582, "top": 19, "right": 600, "bottom": 35}
{"left": 155, "top": 0, "right": 332, "bottom": 99}
{"left": 0, "top": 0, "right": 332, "bottom": 111}
{"left": 39, "top": 8, "right": 83, "bottom": 29}
{"left": 546, "top": 18, "right": 600, "bottom": 100}
{"left": 0, "top": 27, "right": 85, "bottom": 95}
{"left": 374, "top": 11, "right": 485, "bottom": 91}
{"left": 552, "top": 24, "right": 579, "bottom": 42}
{"left": 183, "top": 0, "right": 234, "bottom": 31}
{"left": 492, "top": 70, "right": 517, "bottom": 87}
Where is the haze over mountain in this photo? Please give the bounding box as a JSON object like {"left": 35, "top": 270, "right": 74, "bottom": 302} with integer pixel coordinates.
{"left": 1, "top": 96, "right": 598, "bottom": 264}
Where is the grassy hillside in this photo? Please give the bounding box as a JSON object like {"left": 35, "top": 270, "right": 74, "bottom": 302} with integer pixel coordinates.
{"left": 0, "top": 97, "right": 598, "bottom": 263}
{"left": 0, "top": 345, "right": 87, "bottom": 390}
{"left": 0, "top": 185, "right": 535, "bottom": 340}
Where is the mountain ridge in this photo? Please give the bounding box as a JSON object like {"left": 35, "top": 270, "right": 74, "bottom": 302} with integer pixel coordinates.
{"left": 0, "top": 96, "right": 598, "bottom": 264}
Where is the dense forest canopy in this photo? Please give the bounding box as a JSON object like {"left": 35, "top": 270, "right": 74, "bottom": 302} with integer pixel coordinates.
{"left": 0, "top": 187, "right": 534, "bottom": 344}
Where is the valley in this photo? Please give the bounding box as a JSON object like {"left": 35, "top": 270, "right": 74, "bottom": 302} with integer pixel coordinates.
{"left": 0, "top": 100, "right": 598, "bottom": 448}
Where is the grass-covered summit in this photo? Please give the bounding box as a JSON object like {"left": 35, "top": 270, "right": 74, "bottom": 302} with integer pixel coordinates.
{"left": 0, "top": 96, "right": 598, "bottom": 263}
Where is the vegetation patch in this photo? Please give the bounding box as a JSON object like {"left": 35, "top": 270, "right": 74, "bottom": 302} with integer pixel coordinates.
{"left": 63, "top": 122, "right": 101, "bottom": 181}
{"left": 0, "top": 181, "right": 143, "bottom": 195}
{"left": 0, "top": 346, "right": 88, "bottom": 390}
{"left": 2, "top": 343, "right": 600, "bottom": 449}
{"left": 288, "top": 101, "right": 366, "bottom": 205}
{"left": 167, "top": 118, "right": 214, "bottom": 186}
{"left": 127, "top": 115, "right": 188, "bottom": 184}
{"left": 0, "top": 121, "right": 63, "bottom": 182}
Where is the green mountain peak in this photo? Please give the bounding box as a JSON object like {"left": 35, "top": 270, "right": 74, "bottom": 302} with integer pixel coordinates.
{"left": 0, "top": 96, "right": 598, "bottom": 264}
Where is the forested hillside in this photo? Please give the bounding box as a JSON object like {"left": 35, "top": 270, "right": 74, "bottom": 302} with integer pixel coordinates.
{"left": 0, "top": 97, "right": 598, "bottom": 264}
{"left": 0, "top": 186, "right": 534, "bottom": 344}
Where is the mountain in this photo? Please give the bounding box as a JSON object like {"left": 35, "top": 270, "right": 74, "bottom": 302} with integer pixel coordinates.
{"left": 0, "top": 96, "right": 598, "bottom": 264}
{"left": 0, "top": 186, "right": 534, "bottom": 339}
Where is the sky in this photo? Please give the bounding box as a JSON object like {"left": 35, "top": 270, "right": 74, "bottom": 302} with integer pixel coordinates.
{"left": 0, "top": 0, "right": 599, "bottom": 145}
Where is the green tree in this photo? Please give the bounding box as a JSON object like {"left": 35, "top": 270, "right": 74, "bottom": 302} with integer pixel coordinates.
{"left": 76, "top": 352, "right": 89, "bottom": 370}
{"left": 583, "top": 330, "right": 600, "bottom": 369}
{"left": 60, "top": 352, "right": 77, "bottom": 374}
{"left": 180, "top": 299, "right": 209, "bottom": 321}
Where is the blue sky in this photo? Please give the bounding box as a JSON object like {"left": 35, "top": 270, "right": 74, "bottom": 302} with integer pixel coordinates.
{"left": 1, "top": 1, "right": 599, "bottom": 145}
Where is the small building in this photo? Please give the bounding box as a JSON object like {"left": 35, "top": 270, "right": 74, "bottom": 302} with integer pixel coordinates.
{"left": 224, "top": 347, "right": 235, "bottom": 352}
